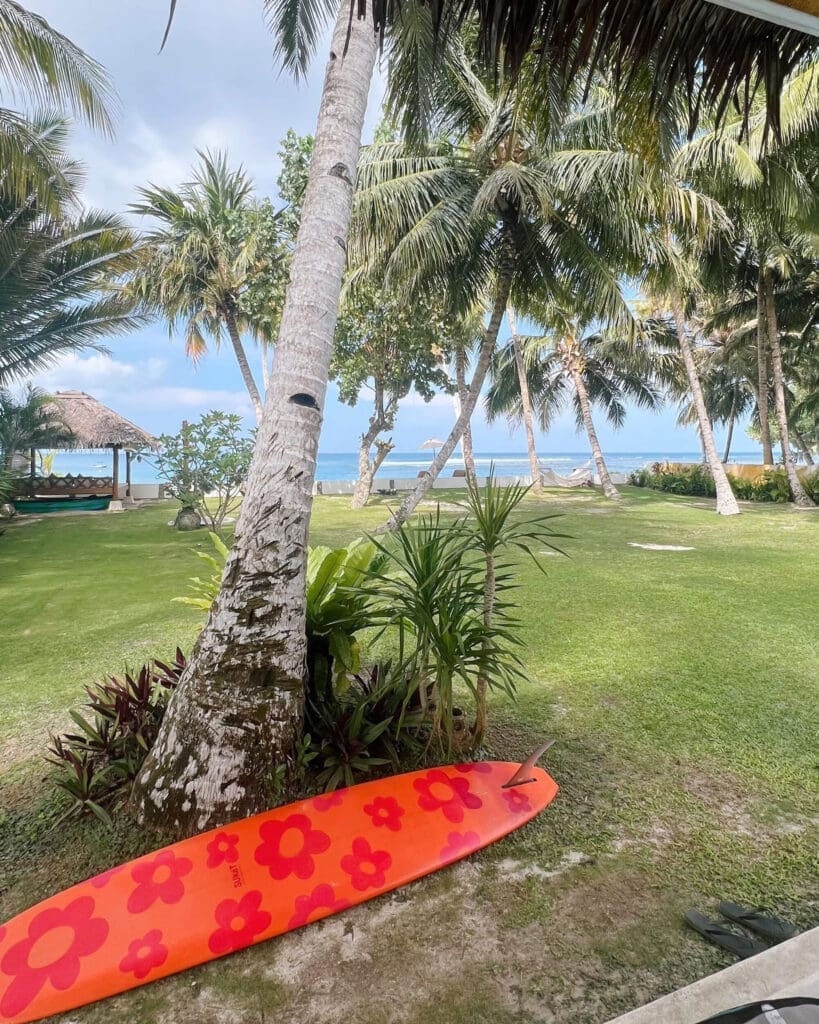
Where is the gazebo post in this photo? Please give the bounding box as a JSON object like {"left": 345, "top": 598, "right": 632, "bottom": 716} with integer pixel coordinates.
{"left": 125, "top": 450, "right": 132, "bottom": 500}
{"left": 111, "top": 445, "right": 121, "bottom": 506}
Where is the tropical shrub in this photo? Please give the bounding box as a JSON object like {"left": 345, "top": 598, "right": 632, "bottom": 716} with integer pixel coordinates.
{"left": 367, "top": 502, "right": 547, "bottom": 751}
{"left": 305, "top": 539, "right": 386, "bottom": 694}
{"left": 149, "top": 412, "right": 253, "bottom": 531}
{"left": 46, "top": 651, "right": 186, "bottom": 823}
{"left": 631, "top": 463, "right": 814, "bottom": 503}
{"left": 305, "top": 663, "right": 424, "bottom": 791}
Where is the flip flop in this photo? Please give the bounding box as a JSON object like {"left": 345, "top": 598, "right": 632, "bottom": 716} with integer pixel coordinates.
{"left": 684, "top": 910, "right": 769, "bottom": 959}
{"left": 719, "top": 901, "right": 799, "bottom": 944}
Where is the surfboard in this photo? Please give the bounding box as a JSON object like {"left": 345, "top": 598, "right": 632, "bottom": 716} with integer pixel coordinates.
{"left": 0, "top": 758, "right": 558, "bottom": 1023}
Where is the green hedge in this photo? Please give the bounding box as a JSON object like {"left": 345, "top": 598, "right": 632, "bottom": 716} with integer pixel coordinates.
{"left": 630, "top": 463, "right": 819, "bottom": 503}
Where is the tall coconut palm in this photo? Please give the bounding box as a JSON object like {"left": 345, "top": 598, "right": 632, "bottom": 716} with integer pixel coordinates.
{"left": 353, "top": 64, "right": 647, "bottom": 530}
{"left": 488, "top": 310, "right": 664, "bottom": 499}
{"left": 132, "top": 1, "right": 380, "bottom": 831}
{"left": 684, "top": 65, "right": 819, "bottom": 504}
{"left": 563, "top": 84, "right": 743, "bottom": 513}
{"left": 130, "top": 152, "right": 278, "bottom": 422}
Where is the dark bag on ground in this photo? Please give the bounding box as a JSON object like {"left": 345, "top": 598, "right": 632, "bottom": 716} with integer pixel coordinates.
{"left": 698, "top": 999, "right": 819, "bottom": 1023}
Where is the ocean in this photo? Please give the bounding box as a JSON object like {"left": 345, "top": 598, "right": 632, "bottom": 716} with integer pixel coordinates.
{"left": 45, "top": 450, "right": 767, "bottom": 484}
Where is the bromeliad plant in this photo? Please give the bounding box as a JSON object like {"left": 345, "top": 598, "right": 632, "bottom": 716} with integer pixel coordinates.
{"left": 46, "top": 650, "right": 186, "bottom": 824}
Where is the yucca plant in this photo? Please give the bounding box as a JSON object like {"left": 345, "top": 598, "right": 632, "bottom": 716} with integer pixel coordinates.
{"left": 461, "top": 469, "right": 567, "bottom": 743}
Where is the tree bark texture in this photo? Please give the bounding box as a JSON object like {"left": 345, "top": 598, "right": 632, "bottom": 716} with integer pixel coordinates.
{"left": 131, "top": 5, "right": 379, "bottom": 833}
{"left": 763, "top": 269, "right": 814, "bottom": 507}
{"left": 670, "top": 293, "right": 740, "bottom": 515}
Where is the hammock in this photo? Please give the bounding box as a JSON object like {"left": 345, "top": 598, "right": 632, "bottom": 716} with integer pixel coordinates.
{"left": 539, "top": 463, "right": 593, "bottom": 488}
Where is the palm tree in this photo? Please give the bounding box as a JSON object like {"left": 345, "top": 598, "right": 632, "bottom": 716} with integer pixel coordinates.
{"left": 0, "top": 1, "right": 116, "bottom": 203}
{"left": 506, "top": 307, "right": 541, "bottom": 491}
{"left": 488, "top": 309, "right": 663, "bottom": 499}
{"left": 137, "top": 0, "right": 819, "bottom": 832}
{"left": 353, "top": 65, "right": 644, "bottom": 530}
{"left": 130, "top": 152, "right": 279, "bottom": 422}
{"left": 0, "top": 141, "right": 140, "bottom": 385}
{"left": 132, "top": 0, "right": 380, "bottom": 830}
{"left": 0, "top": 386, "right": 73, "bottom": 473}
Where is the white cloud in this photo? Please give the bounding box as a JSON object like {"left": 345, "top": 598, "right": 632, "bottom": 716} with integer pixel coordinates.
{"left": 142, "top": 387, "right": 253, "bottom": 415}
{"left": 32, "top": 353, "right": 168, "bottom": 394}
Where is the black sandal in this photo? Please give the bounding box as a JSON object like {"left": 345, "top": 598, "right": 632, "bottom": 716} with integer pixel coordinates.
{"left": 684, "top": 910, "right": 769, "bottom": 959}
{"left": 719, "top": 901, "right": 799, "bottom": 944}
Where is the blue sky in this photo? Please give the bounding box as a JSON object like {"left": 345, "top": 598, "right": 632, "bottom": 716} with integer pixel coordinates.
{"left": 26, "top": 1, "right": 753, "bottom": 455}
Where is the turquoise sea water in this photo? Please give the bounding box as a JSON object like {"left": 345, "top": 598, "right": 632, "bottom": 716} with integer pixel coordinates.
{"left": 46, "top": 449, "right": 767, "bottom": 484}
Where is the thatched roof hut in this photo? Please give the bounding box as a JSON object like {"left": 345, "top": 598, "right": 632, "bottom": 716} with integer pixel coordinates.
{"left": 46, "top": 391, "right": 156, "bottom": 452}
{"left": 44, "top": 391, "right": 157, "bottom": 502}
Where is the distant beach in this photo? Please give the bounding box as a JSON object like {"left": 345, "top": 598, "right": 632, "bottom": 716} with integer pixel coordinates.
{"left": 46, "top": 449, "right": 768, "bottom": 485}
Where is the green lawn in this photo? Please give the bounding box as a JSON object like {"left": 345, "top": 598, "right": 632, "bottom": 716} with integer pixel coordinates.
{"left": 1, "top": 490, "right": 817, "bottom": 1024}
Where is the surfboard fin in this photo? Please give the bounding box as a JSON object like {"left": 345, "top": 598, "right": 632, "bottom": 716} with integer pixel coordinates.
{"left": 501, "top": 740, "right": 556, "bottom": 788}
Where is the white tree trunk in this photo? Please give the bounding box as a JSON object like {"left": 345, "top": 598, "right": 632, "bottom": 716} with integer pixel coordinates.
{"left": 381, "top": 249, "right": 515, "bottom": 532}
{"left": 756, "top": 274, "right": 775, "bottom": 465}
{"left": 131, "top": 4, "right": 379, "bottom": 833}
{"left": 225, "top": 310, "right": 264, "bottom": 422}
{"left": 453, "top": 343, "right": 477, "bottom": 482}
{"left": 569, "top": 365, "right": 620, "bottom": 500}
{"left": 671, "top": 293, "right": 740, "bottom": 516}
{"left": 763, "top": 270, "right": 814, "bottom": 507}
{"left": 506, "top": 308, "right": 541, "bottom": 491}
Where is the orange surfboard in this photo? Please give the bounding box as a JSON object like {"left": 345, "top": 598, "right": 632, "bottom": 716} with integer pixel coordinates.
{"left": 0, "top": 759, "right": 558, "bottom": 1023}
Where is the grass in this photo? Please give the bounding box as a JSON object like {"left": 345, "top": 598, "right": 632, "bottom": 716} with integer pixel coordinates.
{"left": 1, "top": 489, "right": 817, "bottom": 1023}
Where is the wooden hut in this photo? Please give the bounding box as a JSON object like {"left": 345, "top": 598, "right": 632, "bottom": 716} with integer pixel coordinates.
{"left": 43, "top": 391, "right": 156, "bottom": 503}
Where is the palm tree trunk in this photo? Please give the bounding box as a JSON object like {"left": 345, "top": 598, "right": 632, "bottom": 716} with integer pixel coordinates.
{"left": 507, "top": 307, "right": 540, "bottom": 491}
{"left": 453, "top": 343, "right": 477, "bottom": 483}
{"left": 722, "top": 404, "right": 736, "bottom": 463}
{"left": 131, "top": 4, "right": 379, "bottom": 833}
{"left": 756, "top": 274, "right": 775, "bottom": 465}
{"left": 224, "top": 310, "right": 264, "bottom": 422}
{"left": 792, "top": 427, "right": 814, "bottom": 466}
{"left": 382, "top": 238, "right": 515, "bottom": 531}
{"left": 670, "top": 293, "right": 740, "bottom": 516}
{"left": 763, "top": 269, "right": 814, "bottom": 507}
{"left": 569, "top": 365, "right": 620, "bottom": 500}
{"left": 472, "top": 550, "right": 494, "bottom": 747}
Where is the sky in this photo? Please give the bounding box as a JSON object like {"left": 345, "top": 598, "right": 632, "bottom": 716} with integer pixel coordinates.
{"left": 24, "top": 0, "right": 752, "bottom": 455}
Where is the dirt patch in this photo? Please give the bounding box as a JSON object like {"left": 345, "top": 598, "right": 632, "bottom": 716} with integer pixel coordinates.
{"left": 682, "top": 768, "right": 756, "bottom": 837}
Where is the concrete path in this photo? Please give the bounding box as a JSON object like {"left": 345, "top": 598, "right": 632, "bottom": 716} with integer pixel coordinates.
{"left": 605, "top": 927, "right": 819, "bottom": 1024}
